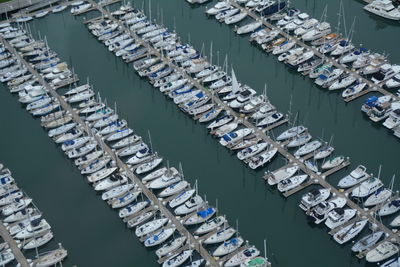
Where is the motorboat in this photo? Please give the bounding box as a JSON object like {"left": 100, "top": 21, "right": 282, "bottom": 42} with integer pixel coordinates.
{"left": 240, "top": 257, "right": 269, "bottom": 267}
{"left": 2, "top": 198, "right": 32, "bottom": 216}
{"left": 364, "top": 0, "right": 400, "bottom": 21}
{"left": 325, "top": 208, "right": 357, "bottom": 229}
{"left": 219, "top": 128, "right": 253, "bottom": 146}
{"left": 306, "top": 197, "right": 347, "bottom": 224}
{"left": 366, "top": 241, "right": 399, "bottom": 263}
{"left": 351, "top": 177, "right": 383, "bottom": 198}
{"left": 299, "top": 188, "right": 330, "bottom": 211}
{"left": 301, "top": 22, "right": 331, "bottom": 42}
{"left": 329, "top": 74, "right": 357, "bottom": 90}
{"left": 94, "top": 173, "right": 128, "bottom": 191}
{"left": 337, "top": 165, "right": 369, "bottom": 188}
{"left": 247, "top": 148, "right": 278, "bottom": 169}
{"left": 333, "top": 219, "right": 368, "bottom": 245}
{"left": 371, "top": 64, "right": 400, "bottom": 84}
{"left": 294, "top": 18, "right": 319, "bottom": 36}
{"left": 15, "top": 219, "right": 51, "bottom": 239}
{"left": 266, "top": 165, "right": 299, "bottom": 186}
{"left": 206, "top": 1, "right": 231, "bottom": 16}
{"left": 277, "top": 175, "right": 308, "bottom": 193}
{"left": 342, "top": 82, "right": 368, "bottom": 99}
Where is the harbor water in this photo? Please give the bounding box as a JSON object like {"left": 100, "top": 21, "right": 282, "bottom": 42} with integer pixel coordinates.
{"left": 0, "top": 0, "right": 399, "bottom": 266}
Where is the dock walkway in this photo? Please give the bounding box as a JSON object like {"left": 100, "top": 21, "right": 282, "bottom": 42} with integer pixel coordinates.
{"left": 0, "top": 221, "right": 29, "bottom": 267}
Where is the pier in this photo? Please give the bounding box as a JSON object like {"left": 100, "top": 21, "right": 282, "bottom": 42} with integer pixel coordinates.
{"left": 1, "top": 33, "right": 220, "bottom": 267}
{"left": 81, "top": 1, "right": 400, "bottom": 259}
{"left": 0, "top": 221, "right": 29, "bottom": 267}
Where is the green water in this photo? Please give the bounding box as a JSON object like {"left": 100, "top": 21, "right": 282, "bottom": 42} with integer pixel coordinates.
{"left": 0, "top": 0, "right": 399, "bottom": 266}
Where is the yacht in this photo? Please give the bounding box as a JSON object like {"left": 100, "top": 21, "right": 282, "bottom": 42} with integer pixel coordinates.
{"left": 284, "top": 13, "right": 310, "bottom": 32}
{"left": 306, "top": 197, "right": 347, "bottom": 224}
{"left": 206, "top": 1, "right": 231, "bottom": 16}
{"left": 147, "top": 170, "right": 181, "bottom": 190}
{"left": 301, "top": 22, "right": 331, "bottom": 42}
{"left": 371, "top": 64, "right": 400, "bottom": 84}
{"left": 194, "top": 216, "right": 227, "bottom": 235}
{"left": 183, "top": 207, "right": 216, "bottom": 225}
{"left": 294, "top": 18, "right": 319, "bottom": 36}
{"left": 219, "top": 128, "right": 254, "bottom": 147}
{"left": 313, "top": 146, "right": 334, "bottom": 160}
{"left": 237, "top": 142, "right": 269, "bottom": 161}
{"left": 101, "top": 183, "right": 135, "bottom": 200}
{"left": 162, "top": 250, "right": 192, "bottom": 267}
{"left": 156, "top": 236, "right": 187, "bottom": 258}
{"left": 351, "top": 178, "right": 384, "bottom": 198}
{"left": 174, "top": 195, "right": 204, "bottom": 215}
{"left": 276, "top": 126, "right": 307, "bottom": 141}
{"left": 333, "top": 219, "right": 368, "bottom": 245}
{"left": 135, "top": 218, "right": 169, "bottom": 238}
{"left": 378, "top": 199, "right": 400, "bottom": 216}
{"left": 366, "top": 241, "right": 399, "bottom": 263}
{"left": 236, "top": 21, "right": 262, "bottom": 35}
{"left": 203, "top": 227, "right": 236, "bottom": 244}
{"left": 169, "top": 189, "right": 196, "bottom": 209}
{"left": 266, "top": 165, "right": 299, "bottom": 186}
{"left": 382, "top": 257, "right": 400, "bottom": 267}
{"left": 277, "top": 175, "right": 308, "bottom": 193}
{"left": 364, "top": 188, "right": 392, "bottom": 207}
{"left": 94, "top": 173, "right": 128, "bottom": 191}
{"left": 383, "top": 106, "right": 400, "bottom": 129}
{"left": 386, "top": 74, "right": 400, "bottom": 88}
{"left": 351, "top": 231, "right": 384, "bottom": 252}
{"left": 337, "top": 165, "right": 369, "bottom": 188}
{"left": 110, "top": 190, "right": 140, "bottom": 209}
{"left": 364, "top": 0, "right": 400, "bottom": 20}
{"left": 342, "top": 82, "right": 368, "bottom": 99}
{"left": 118, "top": 201, "right": 148, "bottom": 218}
{"left": 299, "top": 188, "right": 330, "bottom": 211}
{"left": 325, "top": 208, "right": 357, "bottom": 229}
{"left": 287, "top": 133, "right": 312, "bottom": 148}
{"left": 158, "top": 181, "right": 188, "bottom": 198}
{"left": 247, "top": 148, "right": 278, "bottom": 169}
{"left": 144, "top": 228, "right": 176, "bottom": 247}
{"left": 213, "top": 237, "right": 244, "bottom": 257}
{"left": 321, "top": 156, "right": 345, "bottom": 169}
{"left": 294, "top": 140, "right": 322, "bottom": 157}
{"left": 224, "top": 246, "right": 260, "bottom": 267}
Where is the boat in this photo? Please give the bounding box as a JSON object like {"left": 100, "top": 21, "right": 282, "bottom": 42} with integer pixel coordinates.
{"left": 247, "top": 148, "right": 278, "bottom": 169}
{"left": 169, "top": 189, "right": 196, "bottom": 209}
{"left": 306, "top": 197, "right": 347, "bottom": 224}
{"left": 321, "top": 156, "right": 345, "bottom": 170}
{"left": 52, "top": 5, "right": 68, "bottom": 13}
{"left": 135, "top": 157, "right": 163, "bottom": 174}
{"left": 162, "top": 250, "right": 192, "bottom": 267}
{"left": 87, "top": 167, "right": 118, "bottom": 183}
{"left": 224, "top": 246, "right": 260, "bottom": 267}
{"left": 94, "top": 173, "right": 128, "bottom": 191}
{"left": 118, "top": 201, "right": 148, "bottom": 218}
{"left": 219, "top": 128, "right": 253, "bottom": 146}
{"left": 299, "top": 188, "right": 330, "bottom": 211}
{"left": 194, "top": 216, "right": 227, "bottom": 235}
{"left": 365, "top": 188, "right": 392, "bottom": 207}
{"left": 213, "top": 237, "right": 244, "bottom": 257}
{"left": 364, "top": 0, "right": 400, "bottom": 21}
{"left": 158, "top": 181, "right": 188, "bottom": 198}
{"left": 378, "top": 199, "right": 400, "bottom": 216}
{"left": 333, "top": 219, "right": 368, "bottom": 245}
{"left": 301, "top": 22, "right": 331, "bottom": 42}
{"left": 106, "top": 128, "right": 134, "bottom": 142}
{"left": 22, "top": 231, "right": 53, "bottom": 250}
{"left": 351, "top": 177, "right": 384, "bottom": 198}
{"left": 240, "top": 257, "right": 269, "bottom": 267}
{"left": 155, "top": 236, "right": 187, "bottom": 258}
{"left": 174, "top": 195, "right": 204, "bottom": 215}
{"left": 135, "top": 218, "right": 169, "bottom": 237}
{"left": 286, "top": 133, "right": 312, "bottom": 148}
{"left": 0, "top": 249, "right": 14, "bottom": 265}
{"left": 266, "top": 165, "right": 299, "bottom": 186}
{"left": 147, "top": 170, "right": 181, "bottom": 190}
{"left": 183, "top": 207, "right": 216, "bottom": 225}
{"left": 277, "top": 175, "right": 308, "bottom": 193}
{"left": 206, "top": 1, "right": 231, "bottom": 16}
{"left": 294, "top": 140, "right": 322, "bottom": 157}
{"left": 110, "top": 190, "right": 141, "bottom": 209}
{"left": 313, "top": 146, "right": 334, "bottom": 160}
{"left": 203, "top": 227, "right": 236, "bottom": 244}
{"left": 3, "top": 208, "right": 34, "bottom": 223}
{"left": 325, "top": 208, "right": 357, "bottom": 229}
{"left": 337, "top": 165, "right": 369, "bottom": 188}
{"left": 276, "top": 126, "right": 307, "bottom": 141}
{"left": 236, "top": 21, "right": 262, "bottom": 35}
{"left": 2, "top": 198, "right": 32, "bottom": 216}
{"left": 144, "top": 228, "right": 176, "bottom": 247}
{"left": 366, "top": 241, "right": 399, "bottom": 263}
{"left": 15, "top": 219, "right": 51, "bottom": 239}
{"left": 381, "top": 257, "right": 400, "bottom": 267}
{"left": 237, "top": 142, "right": 268, "bottom": 161}
{"left": 351, "top": 231, "right": 384, "bottom": 252}
{"left": 342, "top": 83, "right": 367, "bottom": 99}
{"left": 101, "top": 183, "right": 135, "bottom": 200}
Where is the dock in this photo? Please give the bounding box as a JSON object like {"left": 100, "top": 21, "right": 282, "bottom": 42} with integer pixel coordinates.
{"left": 0, "top": 221, "right": 30, "bottom": 267}
{"left": 80, "top": 0, "right": 398, "bottom": 261}
{"left": 1, "top": 29, "right": 220, "bottom": 267}
{"left": 227, "top": 0, "right": 400, "bottom": 104}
